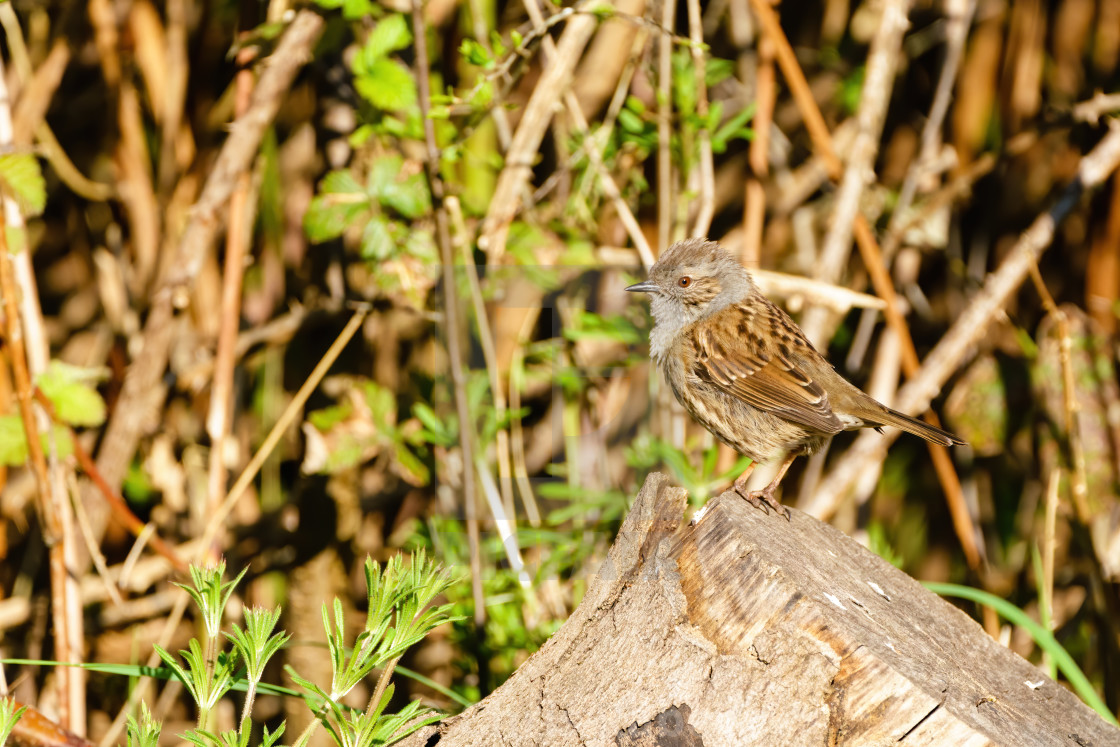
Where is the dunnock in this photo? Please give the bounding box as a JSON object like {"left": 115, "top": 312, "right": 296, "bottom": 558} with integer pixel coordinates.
{"left": 626, "top": 238, "right": 965, "bottom": 519}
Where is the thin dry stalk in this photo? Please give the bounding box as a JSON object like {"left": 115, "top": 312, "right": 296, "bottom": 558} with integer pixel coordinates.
{"left": 0, "top": 35, "right": 83, "bottom": 725}
{"left": 807, "top": 120, "right": 1120, "bottom": 517}
{"left": 0, "top": 215, "right": 77, "bottom": 730}
{"left": 411, "top": 1, "right": 487, "bottom": 637}
{"left": 1043, "top": 467, "right": 1059, "bottom": 629}
{"left": 447, "top": 196, "right": 517, "bottom": 522}
{"left": 743, "top": 33, "right": 775, "bottom": 266}
{"left": 478, "top": 4, "right": 600, "bottom": 261}
{"left": 66, "top": 472, "right": 123, "bottom": 608}
{"left": 205, "top": 41, "right": 259, "bottom": 555}
{"left": 157, "top": 0, "right": 190, "bottom": 192}
{"left": 686, "top": 0, "right": 715, "bottom": 238}
{"left": 882, "top": 0, "right": 975, "bottom": 260}
{"left": 799, "top": 0, "right": 911, "bottom": 346}
{"left": 1028, "top": 264, "right": 1092, "bottom": 522}
{"left": 33, "top": 389, "right": 187, "bottom": 572}
{"left": 657, "top": 0, "right": 676, "bottom": 252}
{"left": 90, "top": 9, "right": 325, "bottom": 543}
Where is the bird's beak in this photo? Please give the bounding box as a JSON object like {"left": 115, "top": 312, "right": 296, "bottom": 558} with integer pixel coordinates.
{"left": 625, "top": 281, "right": 659, "bottom": 294}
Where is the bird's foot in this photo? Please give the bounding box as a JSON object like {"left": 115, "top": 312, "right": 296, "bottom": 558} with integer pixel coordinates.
{"left": 735, "top": 485, "right": 791, "bottom": 521}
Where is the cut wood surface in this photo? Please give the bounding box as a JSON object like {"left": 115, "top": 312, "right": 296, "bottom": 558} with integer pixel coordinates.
{"left": 402, "top": 473, "right": 1120, "bottom": 746}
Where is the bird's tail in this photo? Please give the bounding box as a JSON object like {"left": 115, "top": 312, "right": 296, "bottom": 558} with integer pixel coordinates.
{"left": 875, "top": 407, "right": 966, "bottom": 447}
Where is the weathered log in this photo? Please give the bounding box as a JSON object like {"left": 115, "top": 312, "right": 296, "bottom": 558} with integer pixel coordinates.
{"left": 403, "top": 473, "right": 1120, "bottom": 746}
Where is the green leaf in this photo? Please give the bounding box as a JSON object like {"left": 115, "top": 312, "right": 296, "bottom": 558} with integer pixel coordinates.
{"left": 617, "top": 108, "right": 645, "bottom": 134}
{"left": 0, "top": 415, "right": 73, "bottom": 467}
{"left": 380, "top": 173, "right": 431, "bottom": 219}
{"left": 368, "top": 156, "right": 404, "bottom": 195}
{"left": 361, "top": 380, "right": 397, "bottom": 429}
{"left": 321, "top": 170, "right": 366, "bottom": 196}
{"left": 5, "top": 225, "right": 25, "bottom": 254}
{"left": 308, "top": 400, "right": 354, "bottom": 431}
{"left": 459, "top": 39, "right": 493, "bottom": 68}
{"left": 0, "top": 153, "right": 46, "bottom": 217}
{"left": 355, "top": 58, "right": 417, "bottom": 112}
{"left": 37, "top": 360, "right": 108, "bottom": 427}
{"left": 364, "top": 14, "right": 411, "bottom": 60}
{"left": 359, "top": 215, "right": 395, "bottom": 260}
{"left": 304, "top": 193, "right": 370, "bottom": 243}
{"left": 340, "top": 0, "right": 375, "bottom": 20}
{"left": 394, "top": 442, "right": 430, "bottom": 485}
{"left": 712, "top": 102, "right": 755, "bottom": 153}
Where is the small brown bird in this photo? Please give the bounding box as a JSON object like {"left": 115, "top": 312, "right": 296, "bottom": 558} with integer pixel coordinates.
{"left": 626, "top": 238, "right": 965, "bottom": 519}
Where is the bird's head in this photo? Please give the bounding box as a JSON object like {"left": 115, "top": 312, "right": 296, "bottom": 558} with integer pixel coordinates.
{"left": 626, "top": 238, "right": 756, "bottom": 332}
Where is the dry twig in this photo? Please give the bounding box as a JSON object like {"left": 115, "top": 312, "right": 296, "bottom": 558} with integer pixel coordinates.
{"left": 806, "top": 120, "right": 1120, "bottom": 518}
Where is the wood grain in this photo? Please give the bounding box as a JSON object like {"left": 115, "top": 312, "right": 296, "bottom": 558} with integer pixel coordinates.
{"left": 400, "top": 473, "right": 1120, "bottom": 746}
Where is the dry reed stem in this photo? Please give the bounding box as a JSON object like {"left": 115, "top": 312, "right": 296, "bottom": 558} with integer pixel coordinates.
{"left": 800, "top": 0, "right": 911, "bottom": 344}
{"left": 749, "top": 0, "right": 976, "bottom": 567}
{"left": 0, "top": 32, "right": 84, "bottom": 726}
{"left": 806, "top": 120, "right": 1120, "bottom": 518}
{"left": 90, "top": 9, "right": 325, "bottom": 545}
{"left": 0, "top": 226, "right": 75, "bottom": 722}
{"left": 519, "top": 0, "right": 655, "bottom": 266}
{"left": 882, "top": 0, "right": 975, "bottom": 261}
{"left": 686, "top": 0, "right": 715, "bottom": 239}
{"left": 66, "top": 472, "right": 123, "bottom": 609}
{"left": 478, "top": 4, "right": 600, "bottom": 262}
{"left": 205, "top": 41, "right": 259, "bottom": 557}
{"left": 657, "top": 0, "right": 675, "bottom": 253}
{"left": 411, "top": 0, "right": 487, "bottom": 644}
{"left": 447, "top": 195, "right": 518, "bottom": 527}
{"left": 743, "top": 32, "right": 775, "bottom": 267}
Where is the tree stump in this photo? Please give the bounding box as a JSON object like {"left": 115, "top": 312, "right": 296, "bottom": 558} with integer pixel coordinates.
{"left": 402, "top": 473, "right": 1120, "bottom": 746}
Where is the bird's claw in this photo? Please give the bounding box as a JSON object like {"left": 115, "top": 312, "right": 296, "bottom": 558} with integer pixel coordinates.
{"left": 736, "top": 486, "right": 791, "bottom": 521}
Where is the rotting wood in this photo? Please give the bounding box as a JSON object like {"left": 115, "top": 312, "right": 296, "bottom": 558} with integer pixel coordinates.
{"left": 400, "top": 472, "right": 1120, "bottom": 746}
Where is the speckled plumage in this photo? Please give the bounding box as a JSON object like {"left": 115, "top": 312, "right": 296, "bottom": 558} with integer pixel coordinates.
{"left": 627, "top": 238, "right": 965, "bottom": 518}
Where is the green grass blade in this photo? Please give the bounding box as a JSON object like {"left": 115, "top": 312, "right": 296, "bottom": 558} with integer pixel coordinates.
{"left": 924, "top": 582, "right": 1118, "bottom": 727}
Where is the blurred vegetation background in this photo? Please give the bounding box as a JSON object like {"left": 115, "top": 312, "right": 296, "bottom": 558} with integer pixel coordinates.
{"left": 0, "top": 0, "right": 1119, "bottom": 741}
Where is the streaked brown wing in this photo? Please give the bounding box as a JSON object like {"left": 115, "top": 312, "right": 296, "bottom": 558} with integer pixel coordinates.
{"left": 692, "top": 304, "right": 843, "bottom": 434}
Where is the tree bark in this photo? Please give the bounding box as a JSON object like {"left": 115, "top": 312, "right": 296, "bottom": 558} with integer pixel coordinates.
{"left": 402, "top": 473, "right": 1120, "bottom": 746}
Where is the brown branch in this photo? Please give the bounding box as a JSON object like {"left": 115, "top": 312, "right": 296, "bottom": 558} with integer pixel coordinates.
{"left": 88, "top": 9, "right": 326, "bottom": 543}
{"left": 686, "top": 0, "right": 714, "bottom": 239}
{"left": 32, "top": 389, "right": 188, "bottom": 574}
{"left": 412, "top": 0, "right": 487, "bottom": 655}
{"left": 478, "top": 4, "right": 600, "bottom": 261}
{"left": 748, "top": 0, "right": 977, "bottom": 568}
{"left": 806, "top": 120, "right": 1120, "bottom": 518}
{"left": 205, "top": 37, "right": 259, "bottom": 556}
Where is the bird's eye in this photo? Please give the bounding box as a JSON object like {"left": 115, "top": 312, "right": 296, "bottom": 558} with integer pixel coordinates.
{"left": 678, "top": 276, "right": 692, "bottom": 288}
